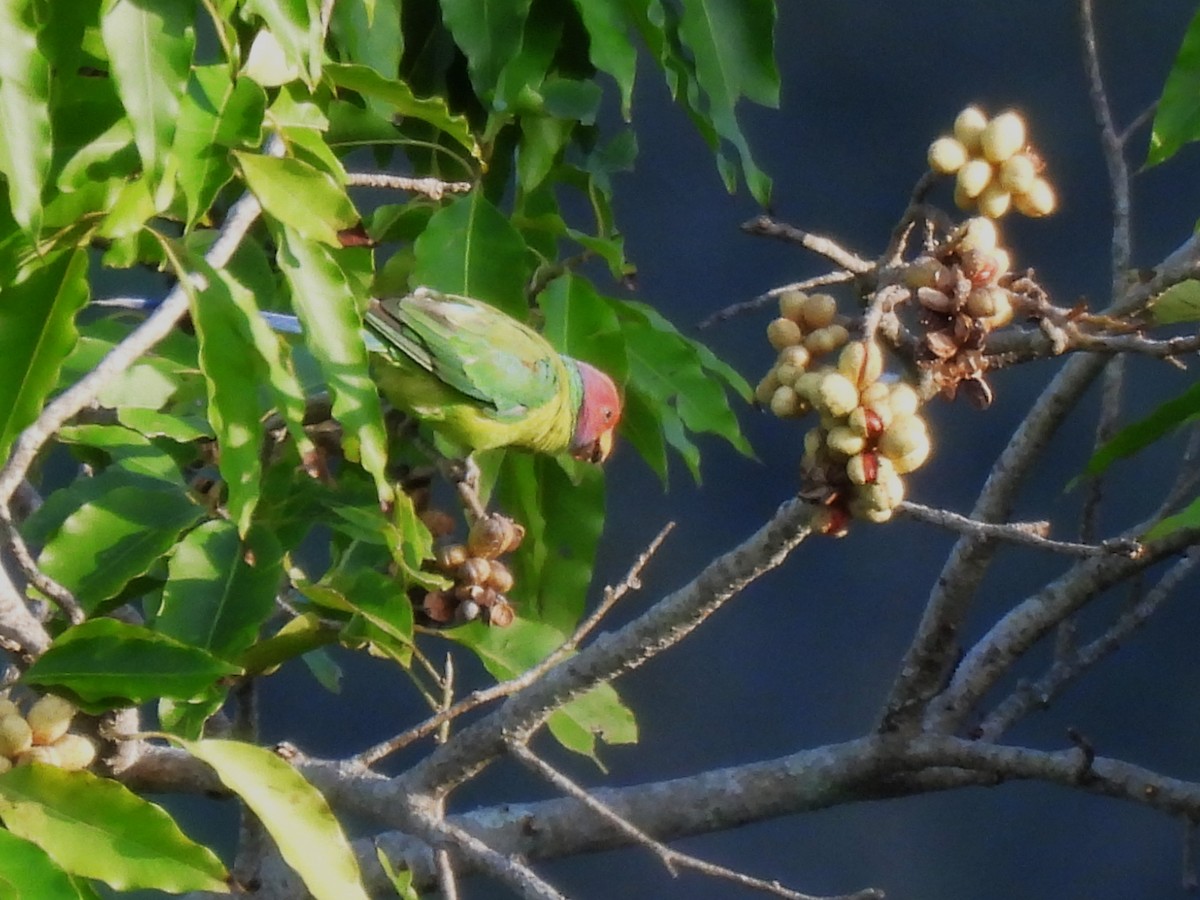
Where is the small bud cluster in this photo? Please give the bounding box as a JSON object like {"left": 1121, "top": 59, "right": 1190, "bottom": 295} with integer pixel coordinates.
{"left": 422, "top": 514, "right": 525, "bottom": 627}
{"left": 0, "top": 694, "right": 96, "bottom": 773}
{"left": 902, "top": 216, "right": 1020, "bottom": 407}
{"left": 928, "top": 106, "right": 1055, "bottom": 220}
{"left": 757, "top": 291, "right": 932, "bottom": 535}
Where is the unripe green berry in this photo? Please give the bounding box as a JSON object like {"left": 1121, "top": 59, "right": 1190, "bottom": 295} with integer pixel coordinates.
{"left": 888, "top": 383, "right": 921, "bottom": 419}
{"left": 769, "top": 385, "right": 803, "bottom": 418}
{"left": 826, "top": 425, "right": 866, "bottom": 458}
{"left": 815, "top": 372, "right": 859, "bottom": 418}
{"left": 879, "top": 414, "right": 929, "bottom": 461}
{"left": 767, "top": 317, "right": 804, "bottom": 350}
{"left": 1014, "top": 177, "right": 1057, "bottom": 217}
{"left": 0, "top": 715, "right": 32, "bottom": 758}
{"left": 800, "top": 293, "right": 839, "bottom": 330}
{"left": 981, "top": 111, "right": 1026, "bottom": 163}
{"left": 27, "top": 695, "right": 74, "bottom": 746}
{"left": 779, "top": 289, "right": 808, "bottom": 321}
{"left": 954, "top": 105, "right": 988, "bottom": 152}
{"left": 956, "top": 159, "right": 993, "bottom": 200}
{"left": 998, "top": 153, "right": 1037, "bottom": 194}
{"left": 52, "top": 734, "right": 97, "bottom": 772}
{"left": 903, "top": 256, "right": 944, "bottom": 289}
{"left": 928, "top": 136, "right": 968, "bottom": 174}
{"left": 956, "top": 217, "right": 998, "bottom": 254}
{"left": 837, "top": 341, "right": 884, "bottom": 389}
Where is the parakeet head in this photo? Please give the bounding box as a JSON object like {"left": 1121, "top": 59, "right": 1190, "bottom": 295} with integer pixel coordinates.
{"left": 570, "top": 361, "right": 622, "bottom": 463}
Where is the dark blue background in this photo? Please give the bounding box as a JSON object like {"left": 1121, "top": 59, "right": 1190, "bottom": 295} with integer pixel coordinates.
{"left": 243, "top": 4, "right": 1200, "bottom": 898}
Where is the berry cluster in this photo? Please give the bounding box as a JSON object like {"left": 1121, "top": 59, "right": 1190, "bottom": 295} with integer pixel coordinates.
{"left": 928, "top": 106, "right": 1055, "bottom": 219}
{"left": 902, "top": 216, "right": 1019, "bottom": 407}
{"left": 421, "top": 513, "right": 525, "bottom": 627}
{"left": 0, "top": 694, "right": 96, "bottom": 772}
{"left": 755, "top": 291, "right": 932, "bottom": 535}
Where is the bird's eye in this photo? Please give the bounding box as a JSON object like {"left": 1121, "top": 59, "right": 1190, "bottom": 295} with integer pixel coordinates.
{"left": 604, "top": 408, "right": 614, "bottom": 421}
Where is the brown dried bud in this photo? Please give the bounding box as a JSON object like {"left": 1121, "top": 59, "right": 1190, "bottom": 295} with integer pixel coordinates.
{"left": 486, "top": 560, "right": 515, "bottom": 594}
{"left": 917, "top": 286, "right": 957, "bottom": 314}
{"left": 456, "top": 599, "right": 482, "bottom": 622}
{"left": 419, "top": 509, "right": 457, "bottom": 538}
{"left": 961, "top": 376, "right": 995, "bottom": 409}
{"left": 422, "top": 591, "right": 457, "bottom": 623}
{"left": 488, "top": 600, "right": 515, "bottom": 627}
{"left": 925, "top": 330, "right": 960, "bottom": 359}
{"left": 468, "top": 515, "right": 519, "bottom": 559}
{"left": 458, "top": 557, "right": 492, "bottom": 586}
{"left": 435, "top": 544, "right": 469, "bottom": 572}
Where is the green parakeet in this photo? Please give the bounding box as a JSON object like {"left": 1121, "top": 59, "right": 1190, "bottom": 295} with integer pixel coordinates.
{"left": 364, "top": 289, "right": 622, "bottom": 462}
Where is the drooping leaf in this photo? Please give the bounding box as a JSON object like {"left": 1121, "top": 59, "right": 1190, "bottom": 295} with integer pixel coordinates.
{"left": 0, "top": 0, "right": 52, "bottom": 232}
{"left": 35, "top": 475, "right": 202, "bottom": 614}
{"left": 242, "top": 0, "right": 323, "bottom": 87}
{"left": 1148, "top": 4, "right": 1200, "bottom": 167}
{"left": 569, "top": 0, "right": 637, "bottom": 118}
{"left": 330, "top": 0, "right": 402, "bottom": 91}
{"left": 155, "top": 520, "right": 283, "bottom": 660}
{"left": 410, "top": 192, "right": 530, "bottom": 319}
{"left": 0, "top": 765, "right": 228, "bottom": 893}
{"left": 234, "top": 152, "right": 358, "bottom": 246}
{"left": 450, "top": 618, "right": 637, "bottom": 763}
{"left": 0, "top": 249, "right": 91, "bottom": 460}
{"left": 24, "top": 619, "right": 242, "bottom": 711}
{"left": 0, "top": 827, "right": 90, "bottom": 899}
{"left": 1079, "top": 379, "right": 1200, "bottom": 481}
{"left": 275, "top": 226, "right": 393, "bottom": 504}
{"left": 440, "top": 0, "right": 532, "bottom": 98}
{"left": 176, "top": 739, "right": 370, "bottom": 900}
{"left": 99, "top": 0, "right": 195, "bottom": 193}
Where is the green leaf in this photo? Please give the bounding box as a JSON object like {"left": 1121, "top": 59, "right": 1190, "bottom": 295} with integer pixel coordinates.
{"left": 1145, "top": 494, "right": 1200, "bottom": 541}
{"left": 569, "top": 0, "right": 636, "bottom": 118}
{"left": 325, "top": 63, "right": 480, "bottom": 161}
{"left": 176, "top": 739, "right": 369, "bottom": 900}
{"left": 0, "top": 0, "right": 52, "bottom": 232}
{"left": 1147, "top": 279, "right": 1200, "bottom": 324}
{"left": 55, "top": 117, "right": 138, "bottom": 193}
{"left": 243, "top": 0, "right": 323, "bottom": 87}
{"left": 24, "top": 619, "right": 242, "bottom": 711}
{"left": 327, "top": 2, "right": 404, "bottom": 112}
{"left": 0, "top": 765, "right": 228, "bottom": 893}
{"left": 276, "top": 226, "right": 393, "bottom": 504}
{"left": 496, "top": 455, "right": 605, "bottom": 632}
{"left": 234, "top": 152, "right": 358, "bottom": 246}
{"left": 1148, "top": 5, "right": 1200, "bottom": 166}
{"left": 239, "top": 612, "right": 337, "bottom": 675}
{"left": 440, "top": 0, "right": 532, "bottom": 98}
{"left": 450, "top": 619, "right": 637, "bottom": 763}
{"left": 36, "top": 475, "right": 202, "bottom": 615}
{"left": 1079, "top": 380, "right": 1200, "bottom": 480}
{"left": 299, "top": 570, "right": 414, "bottom": 663}
{"left": 411, "top": 192, "right": 531, "bottom": 319}
{"left": 55, "top": 423, "right": 186, "bottom": 483}
{"left": 156, "top": 520, "right": 282, "bottom": 660}
{"left": 0, "top": 249, "right": 91, "bottom": 460}
{"left": 175, "top": 65, "right": 266, "bottom": 226}
{"left": 100, "top": 0, "right": 195, "bottom": 193}
{"left": 0, "top": 828, "right": 89, "bottom": 899}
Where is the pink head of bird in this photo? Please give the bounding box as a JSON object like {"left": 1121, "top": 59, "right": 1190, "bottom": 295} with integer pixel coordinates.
{"left": 570, "top": 361, "right": 622, "bottom": 463}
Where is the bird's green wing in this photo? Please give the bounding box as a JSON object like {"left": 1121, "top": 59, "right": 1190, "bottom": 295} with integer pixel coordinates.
{"left": 365, "top": 291, "right": 564, "bottom": 421}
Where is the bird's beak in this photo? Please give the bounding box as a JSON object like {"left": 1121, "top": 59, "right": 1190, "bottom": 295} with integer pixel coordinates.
{"left": 593, "top": 429, "right": 614, "bottom": 464}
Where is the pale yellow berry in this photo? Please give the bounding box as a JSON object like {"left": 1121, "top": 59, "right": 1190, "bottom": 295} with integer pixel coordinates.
{"left": 0, "top": 699, "right": 19, "bottom": 720}
{"left": 17, "top": 745, "right": 61, "bottom": 767}
{"left": 837, "top": 341, "right": 884, "bottom": 388}
{"left": 800, "top": 293, "right": 838, "bottom": 330}
{"left": 879, "top": 414, "right": 929, "bottom": 461}
{"left": 991, "top": 248, "right": 1012, "bottom": 279}
{"left": 769, "top": 385, "right": 802, "bottom": 418}
{"left": 775, "top": 362, "right": 802, "bottom": 387}
{"left": 888, "top": 383, "right": 921, "bottom": 419}
{"left": 0, "top": 715, "right": 32, "bottom": 758}
{"left": 998, "top": 153, "right": 1037, "bottom": 194}
{"left": 953, "top": 181, "right": 975, "bottom": 212}
{"left": 0, "top": 755, "right": 10, "bottom": 774}
{"left": 847, "top": 405, "right": 885, "bottom": 438}
{"left": 826, "top": 425, "right": 867, "bottom": 458}
{"left": 976, "top": 183, "right": 1012, "bottom": 219}
{"left": 1013, "top": 177, "right": 1057, "bottom": 217}
{"left": 860, "top": 381, "right": 891, "bottom": 407}
{"left": 980, "top": 290, "right": 1015, "bottom": 329}
{"left": 890, "top": 433, "right": 932, "bottom": 474}
{"left": 980, "top": 111, "right": 1026, "bottom": 163}
{"left": 779, "top": 289, "right": 808, "bottom": 321}
{"left": 956, "top": 159, "right": 993, "bottom": 200}
{"left": 846, "top": 452, "right": 878, "bottom": 485}
{"left": 27, "top": 695, "right": 75, "bottom": 746}
{"left": 850, "top": 499, "right": 894, "bottom": 524}
{"left": 954, "top": 106, "right": 989, "bottom": 152}
{"left": 851, "top": 469, "right": 905, "bottom": 521}
{"left": 815, "top": 372, "right": 859, "bottom": 418}
{"left": 777, "top": 344, "right": 811, "bottom": 371}
{"left": 928, "top": 136, "right": 968, "bottom": 174}
{"left": 803, "top": 427, "right": 824, "bottom": 459}
{"left": 52, "top": 734, "right": 97, "bottom": 772}
{"left": 804, "top": 324, "right": 850, "bottom": 356}
{"left": 794, "top": 371, "right": 825, "bottom": 404}
{"left": 767, "top": 317, "right": 804, "bottom": 350}
{"left": 956, "top": 217, "right": 999, "bottom": 254}
{"left": 903, "top": 256, "right": 944, "bottom": 290}
{"left": 755, "top": 370, "right": 781, "bottom": 405}
{"left": 966, "top": 286, "right": 1002, "bottom": 318}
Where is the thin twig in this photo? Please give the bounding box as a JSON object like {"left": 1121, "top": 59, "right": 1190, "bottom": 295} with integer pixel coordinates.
{"left": 354, "top": 522, "right": 676, "bottom": 766}
{"left": 699, "top": 272, "right": 855, "bottom": 329}
{"left": 434, "top": 655, "right": 459, "bottom": 900}
{"left": 897, "top": 502, "right": 1142, "bottom": 558}
{"left": 0, "top": 516, "right": 83, "bottom": 623}
{"left": 345, "top": 171, "right": 474, "bottom": 200}
{"left": 740, "top": 215, "right": 873, "bottom": 275}
{"left": 1119, "top": 101, "right": 1158, "bottom": 147}
{"left": 507, "top": 740, "right": 881, "bottom": 900}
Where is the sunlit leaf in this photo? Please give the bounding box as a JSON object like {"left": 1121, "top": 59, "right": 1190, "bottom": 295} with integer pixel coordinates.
{"left": 243, "top": 0, "right": 323, "bottom": 87}
{"left": 440, "top": 0, "right": 532, "bottom": 98}
{"left": 0, "top": 765, "right": 228, "bottom": 893}
{"left": 25, "top": 619, "right": 241, "bottom": 711}
{"left": 177, "top": 739, "right": 369, "bottom": 900}
{"left": 1079, "top": 379, "right": 1200, "bottom": 481}
{"left": 1148, "top": 4, "right": 1200, "bottom": 166}
{"left": 0, "top": 828, "right": 90, "bottom": 899}
{"left": 234, "top": 152, "right": 358, "bottom": 246}
{"left": 1147, "top": 279, "right": 1200, "bottom": 324}
{"left": 0, "top": 0, "right": 52, "bottom": 232}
